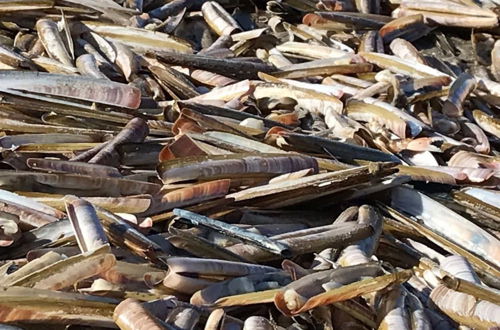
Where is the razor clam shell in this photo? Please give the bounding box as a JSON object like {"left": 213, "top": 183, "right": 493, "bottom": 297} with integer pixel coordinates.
{"left": 379, "top": 14, "right": 429, "bottom": 43}
{"left": 461, "top": 187, "right": 499, "bottom": 209}
{"left": 315, "top": 11, "right": 392, "bottom": 29}
{"left": 178, "top": 102, "right": 293, "bottom": 129}
{"left": 31, "top": 56, "right": 79, "bottom": 74}
{"left": 276, "top": 263, "right": 382, "bottom": 306}
{"left": 440, "top": 255, "right": 481, "bottom": 284}
{"left": 2, "top": 251, "right": 65, "bottom": 286}
{"left": 473, "top": 110, "right": 500, "bottom": 139}
{"left": 27, "top": 158, "right": 122, "bottom": 178}
{"left": 0, "top": 44, "right": 35, "bottom": 69}
{"left": 156, "top": 52, "right": 274, "bottom": 80}
{"left": 273, "top": 62, "right": 373, "bottom": 80}
{"left": 0, "top": 189, "right": 64, "bottom": 219}
{"left": 75, "top": 54, "right": 109, "bottom": 80}
{"left": 0, "top": 219, "right": 74, "bottom": 259}
{"left": 202, "top": 1, "right": 241, "bottom": 36}
{"left": 360, "top": 52, "right": 449, "bottom": 78}
{"left": 389, "top": 38, "right": 427, "bottom": 64}
{"left": 191, "top": 272, "right": 291, "bottom": 305}
{"left": 377, "top": 287, "right": 411, "bottom": 330}
{"left": 391, "top": 186, "right": 500, "bottom": 269}
{"left": 158, "top": 154, "right": 319, "bottom": 184}
{"left": 0, "top": 71, "right": 141, "bottom": 109}
{"left": 0, "top": 286, "right": 118, "bottom": 326}
{"left": 276, "top": 41, "right": 353, "bottom": 60}
{"left": 0, "top": 198, "right": 59, "bottom": 229}
{"left": 0, "top": 134, "right": 98, "bottom": 148}
{"left": 168, "top": 225, "right": 249, "bottom": 262}
{"left": 0, "top": 171, "right": 161, "bottom": 197}
{"left": 153, "top": 179, "right": 230, "bottom": 212}
{"left": 0, "top": 0, "right": 54, "bottom": 12}
{"left": 338, "top": 205, "right": 382, "bottom": 266}
{"left": 78, "top": 21, "right": 193, "bottom": 54}
{"left": 9, "top": 245, "right": 116, "bottom": 290}
{"left": 226, "top": 222, "right": 373, "bottom": 262}
{"left": 442, "top": 73, "right": 476, "bottom": 117}
{"left": 36, "top": 18, "right": 73, "bottom": 67}
{"left": 95, "top": 206, "right": 168, "bottom": 263}
{"left": 65, "top": 196, "right": 109, "bottom": 253}
{"left": 162, "top": 257, "right": 278, "bottom": 294}
{"left": 88, "top": 117, "right": 149, "bottom": 166}
{"left": 174, "top": 208, "right": 291, "bottom": 257}
{"left": 276, "top": 269, "right": 412, "bottom": 316}
{"left": 398, "top": 0, "right": 498, "bottom": 28}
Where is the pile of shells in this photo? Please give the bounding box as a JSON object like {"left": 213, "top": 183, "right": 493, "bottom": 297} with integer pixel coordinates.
{"left": 0, "top": 0, "right": 498, "bottom": 329}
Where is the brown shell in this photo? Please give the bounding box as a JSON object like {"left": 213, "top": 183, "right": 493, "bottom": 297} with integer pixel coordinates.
{"left": 155, "top": 179, "right": 230, "bottom": 211}
{"left": 158, "top": 154, "right": 319, "bottom": 184}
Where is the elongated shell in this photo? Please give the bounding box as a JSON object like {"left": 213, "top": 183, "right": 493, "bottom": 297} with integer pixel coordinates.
{"left": 378, "top": 288, "right": 411, "bottom": 330}
{"left": 89, "top": 117, "right": 149, "bottom": 166}
{"left": 360, "top": 52, "right": 449, "bottom": 78}
{"left": 0, "top": 71, "right": 140, "bottom": 109}
{"left": 80, "top": 21, "right": 193, "bottom": 54}
{"left": 0, "top": 199, "right": 60, "bottom": 229}
{"left": 275, "top": 269, "right": 412, "bottom": 316}
{"left": 0, "top": 171, "right": 161, "bottom": 197}
{"left": 442, "top": 73, "right": 476, "bottom": 117}
{"left": 163, "top": 257, "right": 277, "bottom": 294}
{"left": 27, "top": 158, "right": 122, "bottom": 178}
{"left": 0, "top": 286, "right": 117, "bottom": 326}
{"left": 473, "top": 110, "right": 500, "bottom": 139}
{"left": 65, "top": 196, "right": 108, "bottom": 253}
{"left": 0, "top": 44, "right": 35, "bottom": 69}
{"left": 398, "top": 0, "right": 498, "bottom": 28}
{"left": 113, "top": 41, "right": 139, "bottom": 82}
{"left": 389, "top": 38, "right": 426, "bottom": 64}
{"left": 76, "top": 54, "right": 108, "bottom": 80}
{"left": 391, "top": 186, "right": 500, "bottom": 269}
{"left": 36, "top": 19, "right": 73, "bottom": 67}
{"left": 379, "top": 14, "right": 426, "bottom": 43}
{"left": 158, "top": 154, "right": 319, "bottom": 184}
{"left": 202, "top": 1, "right": 241, "bottom": 36}
{"left": 276, "top": 41, "right": 350, "bottom": 60}
{"left": 278, "top": 264, "right": 379, "bottom": 315}
{"left": 155, "top": 179, "right": 230, "bottom": 211}
{"left": 2, "top": 251, "right": 65, "bottom": 286}
{"left": 347, "top": 98, "right": 424, "bottom": 138}
{"left": 338, "top": 205, "right": 382, "bottom": 266}
{"left": 9, "top": 245, "right": 115, "bottom": 290}
{"left": 167, "top": 257, "right": 277, "bottom": 277}
{"left": 461, "top": 187, "right": 499, "bottom": 209}
{"left": 0, "top": 189, "right": 64, "bottom": 219}
{"left": 191, "top": 272, "right": 290, "bottom": 305}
